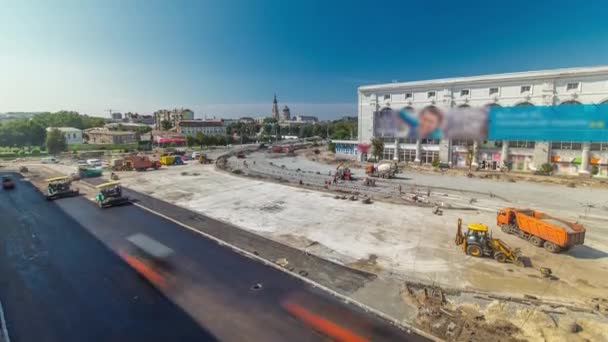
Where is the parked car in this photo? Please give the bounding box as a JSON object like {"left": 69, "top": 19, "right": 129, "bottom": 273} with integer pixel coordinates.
{"left": 41, "top": 157, "right": 58, "bottom": 164}
{"left": 192, "top": 151, "right": 202, "bottom": 159}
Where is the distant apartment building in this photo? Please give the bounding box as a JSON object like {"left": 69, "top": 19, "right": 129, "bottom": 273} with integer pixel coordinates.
{"left": 221, "top": 118, "right": 238, "bottom": 127}
{"left": 111, "top": 112, "right": 123, "bottom": 121}
{"left": 177, "top": 120, "right": 226, "bottom": 136}
{"left": 239, "top": 117, "right": 256, "bottom": 124}
{"left": 85, "top": 128, "right": 137, "bottom": 144}
{"left": 46, "top": 127, "right": 83, "bottom": 145}
{"left": 124, "top": 112, "right": 155, "bottom": 125}
{"left": 154, "top": 108, "right": 194, "bottom": 130}
{"left": 293, "top": 115, "right": 319, "bottom": 123}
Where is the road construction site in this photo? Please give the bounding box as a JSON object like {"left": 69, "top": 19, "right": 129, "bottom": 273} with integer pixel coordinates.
{"left": 9, "top": 146, "right": 608, "bottom": 341}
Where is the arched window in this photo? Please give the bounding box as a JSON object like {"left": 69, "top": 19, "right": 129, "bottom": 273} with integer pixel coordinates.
{"left": 559, "top": 100, "right": 581, "bottom": 105}
{"left": 600, "top": 99, "right": 608, "bottom": 104}
{"left": 402, "top": 106, "right": 415, "bottom": 113}
{"left": 457, "top": 104, "right": 470, "bottom": 108}
{"left": 515, "top": 102, "right": 534, "bottom": 107}
{"left": 485, "top": 103, "right": 501, "bottom": 108}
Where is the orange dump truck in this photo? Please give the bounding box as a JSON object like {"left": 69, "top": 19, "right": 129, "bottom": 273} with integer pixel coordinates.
{"left": 497, "top": 208, "right": 585, "bottom": 253}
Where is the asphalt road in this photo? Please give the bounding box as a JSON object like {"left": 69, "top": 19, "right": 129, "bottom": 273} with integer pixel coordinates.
{"left": 0, "top": 173, "right": 216, "bottom": 342}
{"left": 0, "top": 172, "right": 430, "bottom": 341}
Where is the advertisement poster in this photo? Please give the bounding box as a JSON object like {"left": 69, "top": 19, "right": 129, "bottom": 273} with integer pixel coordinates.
{"left": 373, "top": 104, "right": 608, "bottom": 142}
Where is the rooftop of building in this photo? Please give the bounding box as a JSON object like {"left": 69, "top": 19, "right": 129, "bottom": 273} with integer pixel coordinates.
{"left": 359, "top": 65, "right": 608, "bottom": 91}
{"left": 85, "top": 128, "right": 136, "bottom": 135}
{"left": 46, "top": 126, "right": 82, "bottom": 132}
{"left": 179, "top": 120, "right": 224, "bottom": 127}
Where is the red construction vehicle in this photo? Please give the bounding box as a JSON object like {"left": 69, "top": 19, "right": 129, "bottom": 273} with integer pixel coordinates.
{"left": 335, "top": 165, "right": 353, "bottom": 180}
{"left": 113, "top": 155, "right": 161, "bottom": 171}
{"left": 497, "top": 208, "right": 586, "bottom": 253}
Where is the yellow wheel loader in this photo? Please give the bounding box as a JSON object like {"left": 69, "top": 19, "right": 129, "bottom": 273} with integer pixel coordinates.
{"left": 455, "top": 218, "right": 525, "bottom": 267}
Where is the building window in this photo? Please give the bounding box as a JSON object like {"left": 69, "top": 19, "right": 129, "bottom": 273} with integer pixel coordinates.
{"left": 400, "top": 138, "right": 417, "bottom": 144}
{"left": 421, "top": 151, "right": 439, "bottom": 164}
{"left": 591, "top": 143, "right": 608, "bottom": 151}
{"left": 384, "top": 94, "right": 390, "bottom": 100}
{"left": 560, "top": 100, "right": 581, "bottom": 105}
{"left": 452, "top": 139, "right": 473, "bottom": 146}
{"left": 508, "top": 140, "right": 535, "bottom": 148}
{"left": 552, "top": 141, "right": 582, "bottom": 150}
{"left": 489, "top": 87, "right": 499, "bottom": 96}
{"left": 460, "top": 89, "right": 470, "bottom": 97}
{"left": 405, "top": 92, "right": 413, "bottom": 99}
{"left": 382, "top": 148, "right": 395, "bottom": 161}
{"left": 427, "top": 91, "right": 436, "bottom": 98}
{"left": 520, "top": 85, "right": 531, "bottom": 93}
{"left": 399, "top": 149, "right": 417, "bottom": 162}
{"left": 421, "top": 139, "right": 440, "bottom": 145}
{"left": 566, "top": 82, "right": 579, "bottom": 91}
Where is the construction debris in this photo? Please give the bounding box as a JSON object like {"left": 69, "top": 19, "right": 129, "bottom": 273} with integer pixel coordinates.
{"left": 275, "top": 258, "right": 289, "bottom": 267}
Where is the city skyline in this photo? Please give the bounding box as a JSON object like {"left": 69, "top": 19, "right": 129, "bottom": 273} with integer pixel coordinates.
{"left": 2, "top": 0, "right": 608, "bottom": 119}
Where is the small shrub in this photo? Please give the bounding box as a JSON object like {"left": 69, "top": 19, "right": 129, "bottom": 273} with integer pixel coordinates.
{"left": 431, "top": 158, "right": 440, "bottom": 168}
{"left": 591, "top": 165, "right": 599, "bottom": 176}
{"left": 31, "top": 147, "right": 41, "bottom": 155}
{"left": 537, "top": 163, "right": 554, "bottom": 176}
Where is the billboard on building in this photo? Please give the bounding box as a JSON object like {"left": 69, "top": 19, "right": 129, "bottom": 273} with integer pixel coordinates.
{"left": 373, "top": 106, "right": 488, "bottom": 140}
{"left": 374, "top": 104, "right": 608, "bottom": 141}
{"left": 489, "top": 104, "right": 608, "bottom": 142}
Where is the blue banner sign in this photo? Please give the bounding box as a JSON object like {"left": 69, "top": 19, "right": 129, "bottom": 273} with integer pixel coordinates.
{"left": 489, "top": 104, "right": 608, "bottom": 142}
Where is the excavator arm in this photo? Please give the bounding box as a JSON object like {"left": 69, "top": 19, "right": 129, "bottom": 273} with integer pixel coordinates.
{"left": 455, "top": 218, "right": 465, "bottom": 248}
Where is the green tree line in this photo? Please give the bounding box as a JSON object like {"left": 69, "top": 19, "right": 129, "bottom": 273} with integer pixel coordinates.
{"left": 227, "top": 118, "right": 357, "bottom": 142}
{"left": 0, "top": 111, "right": 106, "bottom": 147}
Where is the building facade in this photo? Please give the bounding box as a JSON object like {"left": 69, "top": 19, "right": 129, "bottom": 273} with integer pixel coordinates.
{"left": 154, "top": 108, "right": 194, "bottom": 130}
{"left": 345, "top": 66, "right": 608, "bottom": 176}
{"left": 293, "top": 115, "right": 318, "bottom": 123}
{"left": 111, "top": 112, "right": 123, "bottom": 121}
{"left": 177, "top": 120, "right": 226, "bottom": 136}
{"left": 85, "top": 128, "right": 137, "bottom": 144}
{"left": 46, "top": 127, "right": 83, "bottom": 145}
{"left": 281, "top": 105, "right": 291, "bottom": 121}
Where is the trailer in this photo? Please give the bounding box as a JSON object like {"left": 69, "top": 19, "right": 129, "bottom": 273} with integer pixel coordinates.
{"left": 497, "top": 208, "right": 586, "bottom": 253}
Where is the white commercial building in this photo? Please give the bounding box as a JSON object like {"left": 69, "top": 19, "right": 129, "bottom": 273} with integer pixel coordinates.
{"left": 338, "top": 65, "right": 608, "bottom": 176}
{"left": 46, "top": 127, "right": 83, "bottom": 145}
{"left": 177, "top": 120, "right": 226, "bottom": 136}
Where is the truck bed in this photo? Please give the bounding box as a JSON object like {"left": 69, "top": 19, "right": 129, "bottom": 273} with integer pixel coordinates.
{"left": 516, "top": 210, "right": 585, "bottom": 248}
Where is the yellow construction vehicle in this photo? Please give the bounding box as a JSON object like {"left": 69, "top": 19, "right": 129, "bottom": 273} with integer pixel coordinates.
{"left": 455, "top": 218, "right": 525, "bottom": 267}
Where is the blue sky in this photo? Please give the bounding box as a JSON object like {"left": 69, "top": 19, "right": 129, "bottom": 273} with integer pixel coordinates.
{"left": 1, "top": 0, "right": 608, "bottom": 119}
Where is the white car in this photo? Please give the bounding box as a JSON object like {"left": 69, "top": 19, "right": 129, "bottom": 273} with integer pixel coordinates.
{"left": 41, "top": 157, "right": 58, "bottom": 164}
{"left": 192, "top": 151, "right": 202, "bottom": 159}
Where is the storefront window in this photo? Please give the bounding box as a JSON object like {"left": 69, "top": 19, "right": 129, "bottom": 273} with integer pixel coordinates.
{"left": 382, "top": 148, "right": 395, "bottom": 161}
{"left": 399, "top": 149, "right": 417, "bottom": 162}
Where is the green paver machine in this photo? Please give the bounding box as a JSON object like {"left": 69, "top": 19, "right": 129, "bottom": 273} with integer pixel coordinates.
{"left": 95, "top": 181, "right": 129, "bottom": 208}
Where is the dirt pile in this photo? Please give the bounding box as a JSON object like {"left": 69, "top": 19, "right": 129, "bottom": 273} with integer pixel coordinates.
{"left": 402, "top": 284, "right": 523, "bottom": 341}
